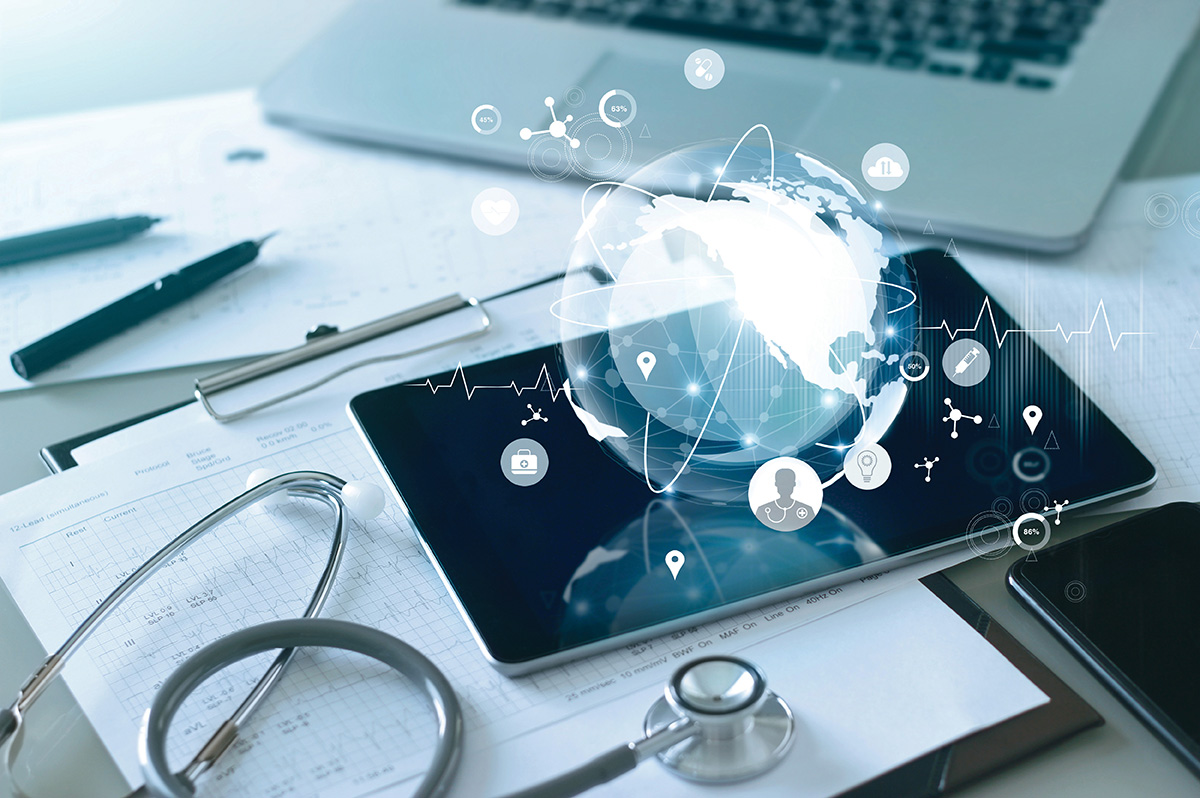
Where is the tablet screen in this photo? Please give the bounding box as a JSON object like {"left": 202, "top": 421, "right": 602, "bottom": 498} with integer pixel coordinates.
{"left": 350, "top": 250, "right": 1153, "bottom": 666}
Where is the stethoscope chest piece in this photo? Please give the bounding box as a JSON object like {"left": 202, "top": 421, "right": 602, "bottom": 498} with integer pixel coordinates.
{"left": 642, "top": 655, "right": 795, "bottom": 783}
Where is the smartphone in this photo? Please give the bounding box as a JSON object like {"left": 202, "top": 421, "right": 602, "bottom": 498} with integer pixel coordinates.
{"left": 1008, "top": 503, "right": 1200, "bottom": 777}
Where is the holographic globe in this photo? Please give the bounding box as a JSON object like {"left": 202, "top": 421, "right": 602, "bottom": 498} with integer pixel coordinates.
{"left": 556, "top": 136, "right": 919, "bottom": 505}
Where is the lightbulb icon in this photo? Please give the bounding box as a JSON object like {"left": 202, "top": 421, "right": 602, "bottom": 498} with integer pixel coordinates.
{"left": 856, "top": 450, "right": 878, "bottom": 483}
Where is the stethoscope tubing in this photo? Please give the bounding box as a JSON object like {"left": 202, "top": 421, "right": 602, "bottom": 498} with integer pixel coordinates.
{"left": 138, "top": 618, "right": 463, "bottom": 798}
{"left": 1, "top": 472, "right": 351, "bottom": 791}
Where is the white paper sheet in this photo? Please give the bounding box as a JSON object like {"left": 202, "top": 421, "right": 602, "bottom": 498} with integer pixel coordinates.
{"left": 453, "top": 581, "right": 1046, "bottom": 798}
{"left": 0, "top": 91, "right": 580, "bottom": 392}
{"left": 958, "top": 173, "right": 1200, "bottom": 511}
{"left": 0, "top": 416, "right": 1040, "bottom": 798}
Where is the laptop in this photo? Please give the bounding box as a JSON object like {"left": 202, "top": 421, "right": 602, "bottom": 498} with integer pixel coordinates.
{"left": 260, "top": 0, "right": 1200, "bottom": 251}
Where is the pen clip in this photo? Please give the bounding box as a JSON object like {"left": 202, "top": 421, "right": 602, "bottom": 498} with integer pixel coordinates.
{"left": 194, "top": 294, "right": 491, "bottom": 422}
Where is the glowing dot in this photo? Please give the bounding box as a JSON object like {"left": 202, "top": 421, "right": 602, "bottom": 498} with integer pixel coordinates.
{"left": 874, "top": 201, "right": 882, "bottom": 210}
{"left": 687, "top": 383, "right": 699, "bottom": 395}
{"left": 742, "top": 435, "right": 757, "bottom": 446}
{"left": 886, "top": 326, "right": 895, "bottom": 336}
{"left": 575, "top": 367, "right": 587, "bottom": 379}
{"left": 822, "top": 392, "right": 836, "bottom": 407}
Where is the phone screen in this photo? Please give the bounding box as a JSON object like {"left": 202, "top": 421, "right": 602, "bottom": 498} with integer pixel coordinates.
{"left": 1012, "top": 503, "right": 1200, "bottom": 756}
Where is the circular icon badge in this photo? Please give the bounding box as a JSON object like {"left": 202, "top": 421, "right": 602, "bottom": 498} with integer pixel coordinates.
{"left": 685, "top": 48, "right": 725, "bottom": 90}
{"left": 861, "top": 143, "right": 910, "bottom": 192}
{"left": 965, "top": 510, "right": 1014, "bottom": 561}
{"left": 470, "top": 104, "right": 502, "bottom": 135}
{"left": 471, "top": 188, "right": 519, "bottom": 236}
{"left": 501, "top": 438, "right": 549, "bottom": 487}
{"left": 1064, "top": 580, "right": 1087, "bottom": 603}
{"left": 1012, "top": 512, "right": 1051, "bottom": 552}
{"left": 1012, "top": 447, "right": 1051, "bottom": 483}
{"left": 941, "top": 337, "right": 991, "bottom": 387}
{"left": 1183, "top": 192, "right": 1200, "bottom": 238}
{"left": 843, "top": 443, "right": 892, "bottom": 490}
{"left": 899, "top": 351, "right": 930, "bottom": 382}
{"left": 1144, "top": 192, "right": 1179, "bottom": 229}
{"left": 748, "top": 457, "right": 823, "bottom": 532}
{"left": 598, "top": 89, "right": 637, "bottom": 128}
{"left": 564, "top": 86, "right": 586, "bottom": 107}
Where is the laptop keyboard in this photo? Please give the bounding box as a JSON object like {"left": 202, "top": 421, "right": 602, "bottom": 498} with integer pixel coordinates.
{"left": 458, "top": 0, "right": 1104, "bottom": 90}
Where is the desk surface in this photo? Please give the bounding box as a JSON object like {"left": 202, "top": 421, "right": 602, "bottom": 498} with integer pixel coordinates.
{"left": 2, "top": 11, "right": 1199, "bottom": 796}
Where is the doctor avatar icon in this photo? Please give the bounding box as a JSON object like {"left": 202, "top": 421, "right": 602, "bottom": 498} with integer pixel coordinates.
{"left": 501, "top": 438, "right": 549, "bottom": 486}
{"left": 748, "top": 457, "right": 823, "bottom": 532}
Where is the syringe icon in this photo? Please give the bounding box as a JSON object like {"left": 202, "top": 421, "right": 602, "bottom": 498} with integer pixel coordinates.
{"left": 953, "top": 346, "right": 981, "bottom": 375}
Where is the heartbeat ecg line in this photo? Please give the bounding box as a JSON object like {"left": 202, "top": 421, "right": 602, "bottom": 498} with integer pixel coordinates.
{"left": 406, "top": 362, "right": 571, "bottom": 401}
{"left": 920, "top": 297, "right": 1151, "bottom": 351}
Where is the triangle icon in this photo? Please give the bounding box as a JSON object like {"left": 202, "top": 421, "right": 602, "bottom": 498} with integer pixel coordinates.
{"left": 639, "top": 124, "right": 651, "bottom": 139}
{"left": 1044, "top": 431, "right": 1060, "bottom": 450}
{"left": 945, "top": 238, "right": 960, "bottom": 258}
{"left": 988, "top": 414, "right": 1000, "bottom": 429}
{"left": 1190, "top": 331, "right": 1200, "bottom": 349}
{"left": 923, "top": 220, "right": 936, "bottom": 235}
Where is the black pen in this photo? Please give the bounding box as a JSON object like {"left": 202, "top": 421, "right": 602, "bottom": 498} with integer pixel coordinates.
{"left": 0, "top": 215, "right": 163, "bottom": 267}
{"left": 10, "top": 234, "right": 276, "bottom": 380}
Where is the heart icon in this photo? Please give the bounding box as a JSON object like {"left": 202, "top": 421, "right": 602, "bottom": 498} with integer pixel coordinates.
{"left": 480, "top": 199, "right": 511, "bottom": 226}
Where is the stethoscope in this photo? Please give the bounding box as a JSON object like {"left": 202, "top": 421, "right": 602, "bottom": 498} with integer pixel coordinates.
{"left": 1, "top": 471, "right": 795, "bottom": 798}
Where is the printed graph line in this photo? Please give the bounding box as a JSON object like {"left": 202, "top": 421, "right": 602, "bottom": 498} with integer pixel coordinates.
{"left": 406, "top": 362, "right": 570, "bottom": 402}
{"left": 919, "top": 297, "right": 1152, "bottom": 351}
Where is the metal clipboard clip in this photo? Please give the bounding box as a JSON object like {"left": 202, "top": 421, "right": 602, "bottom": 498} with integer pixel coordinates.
{"left": 195, "top": 294, "right": 491, "bottom": 422}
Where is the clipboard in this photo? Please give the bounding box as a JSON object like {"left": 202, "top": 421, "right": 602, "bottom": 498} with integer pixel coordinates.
{"left": 39, "top": 267, "right": 602, "bottom": 472}
{"left": 837, "top": 572, "right": 1103, "bottom": 798}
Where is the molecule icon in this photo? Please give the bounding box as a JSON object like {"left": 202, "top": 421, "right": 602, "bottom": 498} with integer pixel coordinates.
{"left": 914, "top": 456, "right": 940, "bottom": 483}
{"left": 1043, "top": 498, "right": 1069, "bottom": 525}
{"left": 521, "top": 404, "right": 548, "bottom": 426}
{"left": 942, "top": 398, "right": 982, "bottom": 439}
{"left": 520, "top": 97, "right": 580, "bottom": 148}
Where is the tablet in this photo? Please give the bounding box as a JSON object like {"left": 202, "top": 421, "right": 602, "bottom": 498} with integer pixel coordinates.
{"left": 350, "top": 250, "right": 1154, "bottom": 674}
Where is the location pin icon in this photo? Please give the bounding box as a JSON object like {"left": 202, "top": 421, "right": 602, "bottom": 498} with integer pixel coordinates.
{"left": 637, "top": 351, "right": 656, "bottom": 380}
{"left": 1023, "top": 405, "right": 1043, "bottom": 435}
{"left": 665, "top": 550, "right": 685, "bottom": 580}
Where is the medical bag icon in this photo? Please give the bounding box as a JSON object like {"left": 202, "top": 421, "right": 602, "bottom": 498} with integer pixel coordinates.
{"left": 510, "top": 449, "right": 538, "bottom": 474}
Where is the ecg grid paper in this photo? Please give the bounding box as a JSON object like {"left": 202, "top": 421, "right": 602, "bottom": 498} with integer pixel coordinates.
{"left": 13, "top": 426, "right": 906, "bottom": 798}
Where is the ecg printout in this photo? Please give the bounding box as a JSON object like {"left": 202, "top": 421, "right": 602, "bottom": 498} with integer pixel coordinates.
{"left": 958, "top": 173, "right": 1200, "bottom": 511}
{"left": 0, "top": 90, "right": 580, "bottom": 392}
{"left": 1, "top": 423, "right": 1016, "bottom": 798}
